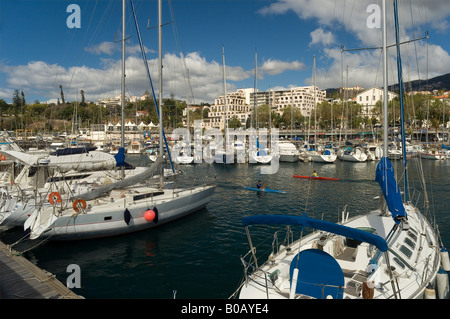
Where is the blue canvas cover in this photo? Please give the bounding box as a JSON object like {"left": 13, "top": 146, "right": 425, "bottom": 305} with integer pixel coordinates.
{"left": 242, "top": 214, "right": 388, "bottom": 252}
{"left": 290, "top": 249, "right": 344, "bottom": 299}
{"left": 375, "top": 157, "right": 407, "bottom": 224}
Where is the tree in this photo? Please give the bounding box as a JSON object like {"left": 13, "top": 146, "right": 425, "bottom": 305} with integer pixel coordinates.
{"left": 21, "top": 91, "right": 25, "bottom": 106}
{"left": 12, "top": 89, "right": 21, "bottom": 107}
{"left": 0, "top": 99, "right": 8, "bottom": 130}
{"left": 80, "top": 90, "right": 86, "bottom": 106}
{"left": 227, "top": 115, "right": 241, "bottom": 129}
{"left": 60, "top": 85, "right": 65, "bottom": 104}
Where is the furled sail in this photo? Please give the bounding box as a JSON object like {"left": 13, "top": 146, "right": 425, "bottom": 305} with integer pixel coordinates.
{"left": 71, "top": 156, "right": 163, "bottom": 201}
{"left": 0, "top": 150, "right": 117, "bottom": 172}
{"left": 375, "top": 157, "right": 407, "bottom": 224}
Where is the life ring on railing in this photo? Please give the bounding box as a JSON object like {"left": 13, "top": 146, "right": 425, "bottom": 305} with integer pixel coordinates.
{"left": 73, "top": 198, "right": 87, "bottom": 212}
{"left": 48, "top": 192, "right": 62, "bottom": 205}
{"left": 0, "top": 155, "right": 5, "bottom": 161}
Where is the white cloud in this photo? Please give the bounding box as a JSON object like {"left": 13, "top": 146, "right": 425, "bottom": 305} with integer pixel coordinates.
{"left": 0, "top": 47, "right": 305, "bottom": 105}
{"left": 259, "top": 0, "right": 450, "bottom": 88}
{"left": 85, "top": 42, "right": 117, "bottom": 55}
{"left": 259, "top": 59, "right": 305, "bottom": 76}
{"left": 309, "top": 28, "right": 334, "bottom": 47}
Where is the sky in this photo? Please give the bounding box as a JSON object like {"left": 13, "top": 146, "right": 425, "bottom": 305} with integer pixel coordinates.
{"left": 1, "top": 0, "right": 450, "bottom": 105}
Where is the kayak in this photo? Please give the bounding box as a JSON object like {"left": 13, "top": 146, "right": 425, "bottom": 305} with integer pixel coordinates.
{"left": 293, "top": 175, "right": 339, "bottom": 181}
{"left": 244, "top": 187, "right": 286, "bottom": 194}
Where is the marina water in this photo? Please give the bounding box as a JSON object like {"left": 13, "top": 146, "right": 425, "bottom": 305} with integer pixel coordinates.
{"left": 1, "top": 156, "right": 449, "bottom": 299}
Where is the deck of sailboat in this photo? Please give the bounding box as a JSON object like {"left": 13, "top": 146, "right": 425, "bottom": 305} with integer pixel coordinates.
{"left": 238, "top": 205, "right": 440, "bottom": 299}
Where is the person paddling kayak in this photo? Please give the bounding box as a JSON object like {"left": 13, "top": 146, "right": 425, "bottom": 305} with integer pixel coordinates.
{"left": 312, "top": 170, "right": 318, "bottom": 177}
{"left": 256, "top": 180, "right": 266, "bottom": 190}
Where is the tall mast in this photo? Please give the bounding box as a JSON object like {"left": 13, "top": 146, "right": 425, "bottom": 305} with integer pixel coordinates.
{"left": 313, "top": 55, "right": 317, "bottom": 147}
{"left": 382, "top": 0, "right": 388, "bottom": 160}
{"left": 223, "top": 46, "right": 227, "bottom": 131}
{"left": 121, "top": 0, "right": 126, "bottom": 178}
{"left": 158, "top": 0, "right": 164, "bottom": 188}
{"left": 393, "top": 0, "right": 408, "bottom": 202}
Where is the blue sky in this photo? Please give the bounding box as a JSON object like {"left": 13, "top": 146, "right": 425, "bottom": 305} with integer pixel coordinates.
{"left": 1, "top": 0, "right": 450, "bottom": 105}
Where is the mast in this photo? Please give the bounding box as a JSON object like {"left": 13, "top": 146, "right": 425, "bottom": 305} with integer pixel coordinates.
{"left": 393, "top": 0, "right": 408, "bottom": 202}
{"left": 382, "top": 0, "right": 388, "bottom": 161}
{"left": 223, "top": 46, "right": 227, "bottom": 132}
{"left": 158, "top": 0, "right": 164, "bottom": 188}
{"left": 253, "top": 49, "right": 257, "bottom": 129}
{"left": 313, "top": 55, "right": 317, "bottom": 148}
{"left": 120, "top": 0, "right": 126, "bottom": 178}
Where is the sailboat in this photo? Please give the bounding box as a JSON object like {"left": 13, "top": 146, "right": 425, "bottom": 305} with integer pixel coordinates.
{"left": 337, "top": 146, "right": 368, "bottom": 162}
{"left": 231, "top": 0, "right": 448, "bottom": 300}
{"left": 419, "top": 148, "right": 446, "bottom": 160}
{"left": 23, "top": 0, "right": 215, "bottom": 241}
{"left": 213, "top": 46, "right": 235, "bottom": 164}
{"left": 248, "top": 50, "right": 274, "bottom": 165}
{"left": 278, "top": 140, "right": 299, "bottom": 162}
{"left": 308, "top": 56, "right": 336, "bottom": 164}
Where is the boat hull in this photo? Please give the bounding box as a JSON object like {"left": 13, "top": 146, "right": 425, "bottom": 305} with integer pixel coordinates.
{"left": 33, "top": 185, "right": 216, "bottom": 240}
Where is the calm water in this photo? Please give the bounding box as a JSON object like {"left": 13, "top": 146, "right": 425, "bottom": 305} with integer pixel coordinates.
{"left": 1, "top": 156, "right": 449, "bottom": 299}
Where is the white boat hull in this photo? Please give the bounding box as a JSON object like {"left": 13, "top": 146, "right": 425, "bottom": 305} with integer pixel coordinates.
{"left": 309, "top": 151, "right": 337, "bottom": 163}
{"left": 420, "top": 152, "right": 446, "bottom": 160}
{"left": 27, "top": 185, "right": 216, "bottom": 240}
{"left": 279, "top": 153, "right": 298, "bottom": 162}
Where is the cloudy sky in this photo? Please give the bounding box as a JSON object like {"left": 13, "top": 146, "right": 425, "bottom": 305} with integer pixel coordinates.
{"left": 1, "top": 0, "right": 450, "bottom": 105}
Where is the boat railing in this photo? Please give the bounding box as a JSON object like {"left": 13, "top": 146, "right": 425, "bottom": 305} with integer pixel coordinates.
{"left": 239, "top": 254, "right": 271, "bottom": 299}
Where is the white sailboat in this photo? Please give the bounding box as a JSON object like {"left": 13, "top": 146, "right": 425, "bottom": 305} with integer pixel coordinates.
{"left": 214, "top": 46, "right": 236, "bottom": 164}
{"left": 309, "top": 148, "right": 338, "bottom": 163}
{"left": 278, "top": 140, "right": 299, "bottom": 162}
{"left": 232, "top": 0, "right": 448, "bottom": 300}
{"left": 308, "top": 56, "right": 336, "bottom": 164}
{"left": 23, "top": 0, "right": 215, "bottom": 241}
{"left": 419, "top": 148, "right": 446, "bottom": 160}
{"left": 249, "top": 50, "right": 274, "bottom": 165}
{"left": 0, "top": 149, "right": 132, "bottom": 227}
{"left": 337, "top": 146, "right": 368, "bottom": 162}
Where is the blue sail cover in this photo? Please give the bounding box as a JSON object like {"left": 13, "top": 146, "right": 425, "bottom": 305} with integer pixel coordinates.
{"left": 242, "top": 214, "right": 388, "bottom": 252}
{"left": 375, "top": 157, "right": 407, "bottom": 224}
{"left": 290, "top": 249, "right": 344, "bottom": 299}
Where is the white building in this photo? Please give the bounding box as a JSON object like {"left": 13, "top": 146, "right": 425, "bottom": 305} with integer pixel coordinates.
{"left": 205, "top": 86, "right": 327, "bottom": 130}
{"left": 269, "top": 86, "right": 326, "bottom": 117}
{"left": 355, "top": 87, "right": 397, "bottom": 118}
{"left": 206, "top": 89, "right": 251, "bottom": 130}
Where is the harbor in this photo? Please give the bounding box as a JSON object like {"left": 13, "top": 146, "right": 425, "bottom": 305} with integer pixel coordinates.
{"left": 0, "top": 154, "right": 449, "bottom": 299}
{"left": 0, "top": 0, "right": 449, "bottom": 302}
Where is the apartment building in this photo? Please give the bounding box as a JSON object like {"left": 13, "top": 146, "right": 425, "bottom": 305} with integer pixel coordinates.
{"left": 355, "top": 87, "right": 397, "bottom": 118}
{"left": 267, "top": 86, "right": 326, "bottom": 117}
{"left": 205, "top": 86, "right": 327, "bottom": 130}
{"left": 206, "top": 89, "right": 251, "bottom": 130}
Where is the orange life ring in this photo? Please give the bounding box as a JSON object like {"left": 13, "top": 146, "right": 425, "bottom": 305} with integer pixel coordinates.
{"left": 48, "top": 192, "right": 62, "bottom": 205}
{"left": 0, "top": 155, "right": 5, "bottom": 161}
{"left": 72, "top": 198, "right": 87, "bottom": 212}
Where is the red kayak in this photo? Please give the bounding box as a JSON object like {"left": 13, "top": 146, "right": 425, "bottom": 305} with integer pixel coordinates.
{"left": 293, "top": 175, "right": 339, "bottom": 181}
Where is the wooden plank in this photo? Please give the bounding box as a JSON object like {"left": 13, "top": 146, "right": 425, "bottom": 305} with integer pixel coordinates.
{"left": 0, "top": 241, "right": 83, "bottom": 299}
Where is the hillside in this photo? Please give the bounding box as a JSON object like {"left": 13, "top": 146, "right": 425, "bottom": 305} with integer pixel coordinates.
{"left": 390, "top": 72, "right": 450, "bottom": 92}
{"left": 326, "top": 72, "right": 450, "bottom": 96}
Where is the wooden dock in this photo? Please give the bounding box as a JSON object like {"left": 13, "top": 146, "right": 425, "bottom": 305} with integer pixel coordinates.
{"left": 0, "top": 241, "right": 83, "bottom": 299}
